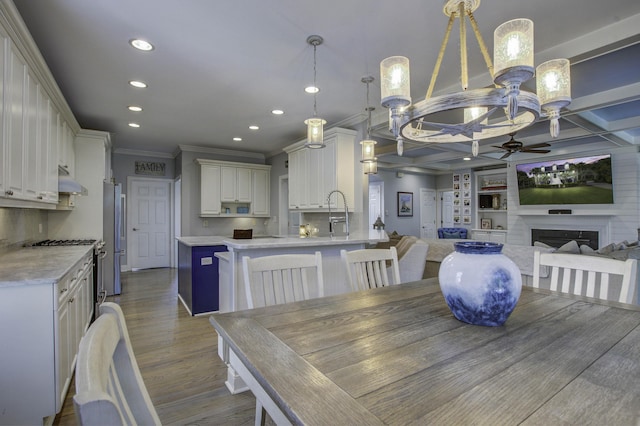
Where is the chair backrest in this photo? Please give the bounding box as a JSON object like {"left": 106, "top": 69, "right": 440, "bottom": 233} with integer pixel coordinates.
{"left": 73, "top": 302, "right": 161, "bottom": 426}
{"left": 533, "top": 251, "right": 638, "bottom": 304}
{"left": 242, "top": 251, "right": 325, "bottom": 309}
{"left": 341, "top": 246, "right": 402, "bottom": 291}
{"left": 437, "top": 227, "right": 468, "bottom": 239}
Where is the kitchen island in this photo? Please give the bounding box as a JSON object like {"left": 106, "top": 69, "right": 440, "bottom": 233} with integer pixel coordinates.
{"left": 177, "top": 231, "right": 387, "bottom": 313}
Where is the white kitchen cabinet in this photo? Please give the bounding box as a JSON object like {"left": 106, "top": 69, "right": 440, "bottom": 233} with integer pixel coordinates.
{"left": 284, "top": 127, "right": 357, "bottom": 211}
{"left": 4, "top": 42, "right": 27, "bottom": 200}
{"left": 252, "top": 168, "right": 270, "bottom": 216}
{"left": 59, "top": 121, "right": 75, "bottom": 177}
{"left": 196, "top": 159, "right": 271, "bottom": 217}
{"left": 0, "top": 249, "right": 93, "bottom": 424}
{"left": 221, "top": 166, "right": 251, "bottom": 202}
{"left": 200, "top": 163, "right": 221, "bottom": 215}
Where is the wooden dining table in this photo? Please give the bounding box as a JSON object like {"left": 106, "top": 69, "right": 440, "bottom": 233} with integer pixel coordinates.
{"left": 209, "top": 278, "right": 640, "bottom": 425}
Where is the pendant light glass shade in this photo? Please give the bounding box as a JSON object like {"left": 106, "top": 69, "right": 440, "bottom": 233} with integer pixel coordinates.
{"left": 304, "top": 117, "right": 327, "bottom": 147}
{"left": 360, "top": 139, "right": 377, "bottom": 163}
{"left": 363, "top": 160, "right": 378, "bottom": 175}
{"left": 380, "top": 56, "right": 411, "bottom": 108}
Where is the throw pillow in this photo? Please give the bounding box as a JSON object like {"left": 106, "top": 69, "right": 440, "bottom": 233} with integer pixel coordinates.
{"left": 556, "top": 240, "right": 580, "bottom": 254}
{"left": 597, "top": 243, "right": 615, "bottom": 255}
{"left": 533, "top": 241, "right": 553, "bottom": 249}
{"left": 580, "top": 244, "right": 595, "bottom": 254}
{"left": 442, "top": 230, "right": 461, "bottom": 239}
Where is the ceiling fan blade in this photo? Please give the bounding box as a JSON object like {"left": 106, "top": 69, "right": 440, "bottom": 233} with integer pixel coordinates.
{"left": 524, "top": 142, "right": 551, "bottom": 149}
{"left": 500, "top": 151, "right": 512, "bottom": 159}
{"left": 521, "top": 149, "right": 551, "bottom": 154}
{"left": 491, "top": 145, "right": 506, "bottom": 149}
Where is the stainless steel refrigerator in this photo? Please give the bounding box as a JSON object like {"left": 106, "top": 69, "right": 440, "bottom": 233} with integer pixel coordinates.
{"left": 103, "top": 181, "right": 122, "bottom": 295}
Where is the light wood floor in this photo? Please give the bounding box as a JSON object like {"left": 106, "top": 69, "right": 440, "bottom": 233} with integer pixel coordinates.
{"left": 53, "top": 268, "right": 258, "bottom": 425}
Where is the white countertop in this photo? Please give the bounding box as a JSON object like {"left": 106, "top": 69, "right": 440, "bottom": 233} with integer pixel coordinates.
{"left": 0, "top": 246, "right": 93, "bottom": 287}
{"left": 177, "top": 231, "right": 388, "bottom": 250}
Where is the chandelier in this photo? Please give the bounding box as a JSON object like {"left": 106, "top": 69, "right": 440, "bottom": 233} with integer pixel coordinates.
{"left": 359, "top": 75, "right": 378, "bottom": 174}
{"left": 304, "top": 35, "right": 327, "bottom": 149}
{"left": 380, "top": 0, "right": 571, "bottom": 156}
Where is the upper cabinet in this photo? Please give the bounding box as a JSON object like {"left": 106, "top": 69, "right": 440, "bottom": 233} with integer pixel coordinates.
{"left": 284, "top": 127, "right": 357, "bottom": 211}
{"left": 0, "top": 3, "right": 78, "bottom": 208}
{"left": 196, "top": 159, "right": 271, "bottom": 217}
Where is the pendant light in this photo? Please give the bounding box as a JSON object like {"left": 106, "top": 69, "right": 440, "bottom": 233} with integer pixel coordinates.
{"left": 359, "top": 75, "right": 378, "bottom": 174}
{"left": 304, "top": 35, "right": 327, "bottom": 148}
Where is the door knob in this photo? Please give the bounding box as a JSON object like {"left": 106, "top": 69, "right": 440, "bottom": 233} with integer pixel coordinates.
{"left": 133, "top": 228, "right": 139, "bottom": 231}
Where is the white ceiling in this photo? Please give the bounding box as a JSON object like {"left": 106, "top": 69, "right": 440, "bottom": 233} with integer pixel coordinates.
{"left": 12, "top": 0, "right": 640, "bottom": 173}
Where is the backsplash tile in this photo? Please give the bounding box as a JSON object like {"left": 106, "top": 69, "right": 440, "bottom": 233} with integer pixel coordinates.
{"left": 0, "top": 208, "right": 48, "bottom": 254}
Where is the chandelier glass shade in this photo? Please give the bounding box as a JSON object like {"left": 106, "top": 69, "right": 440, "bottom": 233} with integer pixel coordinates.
{"left": 363, "top": 160, "right": 378, "bottom": 175}
{"left": 380, "top": 0, "right": 571, "bottom": 155}
{"left": 305, "top": 35, "right": 326, "bottom": 149}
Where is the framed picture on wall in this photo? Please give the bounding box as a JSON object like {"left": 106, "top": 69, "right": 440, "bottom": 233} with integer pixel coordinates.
{"left": 397, "top": 192, "right": 413, "bottom": 216}
{"left": 481, "top": 218, "right": 492, "bottom": 229}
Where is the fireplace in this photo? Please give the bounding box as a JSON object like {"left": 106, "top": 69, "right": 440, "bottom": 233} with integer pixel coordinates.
{"left": 531, "top": 229, "right": 599, "bottom": 250}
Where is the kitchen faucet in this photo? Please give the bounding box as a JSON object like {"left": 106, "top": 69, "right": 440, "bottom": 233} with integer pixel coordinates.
{"left": 327, "top": 190, "right": 349, "bottom": 237}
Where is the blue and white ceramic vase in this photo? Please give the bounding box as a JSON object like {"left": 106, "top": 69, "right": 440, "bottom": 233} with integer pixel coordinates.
{"left": 438, "top": 241, "right": 522, "bottom": 326}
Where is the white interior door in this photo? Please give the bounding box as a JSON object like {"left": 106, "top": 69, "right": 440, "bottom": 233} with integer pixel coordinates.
{"left": 368, "top": 181, "right": 384, "bottom": 230}
{"left": 420, "top": 188, "right": 437, "bottom": 239}
{"left": 129, "top": 178, "right": 171, "bottom": 270}
{"left": 441, "top": 191, "right": 455, "bottom": 228}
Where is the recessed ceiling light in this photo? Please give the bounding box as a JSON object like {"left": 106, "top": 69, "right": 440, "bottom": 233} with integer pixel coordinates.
{"left": 129, "top": 80, "right": 147, "bottom": 88}
{"left": 129, "top": 39, "right": 154, "bottom": 51}
{"left": 233, "top": 137, "right": 242, "bottom": 142}
{"left": 304, "top": 86, "right": 319, "bottom": 94}
{"left": 249, "top": 125, "right": 259, "bottom": 130}
{"left": 128, "top": 105, "right": 143, "bottom": 112}
{"left": 271, "top": 109, "right": 284, "bottom": 115}
{"left": 463, "top": 157, "right": 471, "bottom": 161}
{"left": 128, "top": 123, "right": 141, "bottom": 128}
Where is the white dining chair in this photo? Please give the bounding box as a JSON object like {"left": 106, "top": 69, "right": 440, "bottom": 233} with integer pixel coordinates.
{"left": 532, "top": 251, "right": 638, "bottom": 304}
{"left": 341, "top": 246, "right": 402, "bottom": 291}
{"left": 73, "top": 302, "right": 161, "bottom": 426}
{"left": 242, "top": 251, "right": 325, "bottom": 309}
{"left": 241, "top": 251, "right": 324, "bottom": 424}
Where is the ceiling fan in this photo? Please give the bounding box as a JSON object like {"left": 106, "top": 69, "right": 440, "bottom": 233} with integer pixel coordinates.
{"left": 493, "top": 133, "right": 551, "bottom": 159}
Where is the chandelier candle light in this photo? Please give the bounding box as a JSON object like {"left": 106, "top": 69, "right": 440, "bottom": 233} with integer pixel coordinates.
{"left": 304, "top": 35, "right": 327, "bottom": 148}
{"left": 360, "top": 75, "right": 378, "bottom": 174}
{"left": 380, "top": 0, "right": 571, "bottom": 156}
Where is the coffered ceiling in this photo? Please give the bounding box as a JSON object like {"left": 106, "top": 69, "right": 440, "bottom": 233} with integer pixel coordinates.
{"left": 12, "top": 0, "right": 640, "bottom": 173}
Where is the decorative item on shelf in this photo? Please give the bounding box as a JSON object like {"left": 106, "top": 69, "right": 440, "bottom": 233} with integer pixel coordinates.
{"left": 299, "top": 224, "right": 311, "bottom": 238}
{"left": 359, "top": 75, "right": 378, "bottom": 174}
{"left": 438, "top": 242, "right": 522, "bottom": 326}
{"left": 492, "top": 194, "right": 501, "bottom": 210}
{"left": 481, "top": 218, "right": 492, "bottom": 229}
{"left": 379, "top": 0, "right": 571, "bottom": 157}
{"left": 304, "top": 35, "right": 327, "bottom": 149}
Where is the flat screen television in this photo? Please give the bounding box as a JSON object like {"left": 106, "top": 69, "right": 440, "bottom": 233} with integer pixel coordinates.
{"left": 515, "top": 154, "right": 613, "bottom": 205}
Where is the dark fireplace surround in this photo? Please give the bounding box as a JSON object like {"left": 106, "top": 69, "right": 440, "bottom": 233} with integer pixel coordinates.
{"left": 531, "top": 229, "right": 599, "bottom": 250}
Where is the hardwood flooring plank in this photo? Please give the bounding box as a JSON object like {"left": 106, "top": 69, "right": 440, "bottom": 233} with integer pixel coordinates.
{"left": 53, "top": 268, "right": 257, "bottom": 425}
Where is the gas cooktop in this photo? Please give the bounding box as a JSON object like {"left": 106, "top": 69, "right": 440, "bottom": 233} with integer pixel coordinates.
{"left": 28, "top": 239, "right": 97, "bottom": 247}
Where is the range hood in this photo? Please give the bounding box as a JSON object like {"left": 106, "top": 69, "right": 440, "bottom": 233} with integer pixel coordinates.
{"left": 58, "top": 167, "right": 88, "bottom": 196}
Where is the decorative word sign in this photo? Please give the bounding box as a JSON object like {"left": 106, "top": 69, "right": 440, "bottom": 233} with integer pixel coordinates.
{"left": 135, "top": 161, "right": 166, "bottom": 176}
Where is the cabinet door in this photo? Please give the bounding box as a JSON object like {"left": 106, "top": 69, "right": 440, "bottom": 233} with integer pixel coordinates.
{"left": 220, "top": 166, "right": 237, "bottom": 202}
{"left": 24, "top": 70, "right": 39, "bottom": 200}
{"left": 0, "top": 28, "right": 6, "bottom": 196}
{"left": 5, "top": 45, "right": 27, "bottom": 199}
{"left": 252, "top": 169, "right": 270, "bottom": 216}
{"left": 201, "top": 164, "right": 221, "bottom": 215}
{"left": 45, "top": 95, "right": 59, "bottom": 203}
{"left": 306, "top": 149, "right": 323, "bottom": 208}
{"left": 288, "top": 149, "right": 308, "bottom": 209}
{"left": 236, "top": 167, "right": 252, "bottom": 202}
